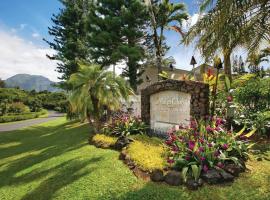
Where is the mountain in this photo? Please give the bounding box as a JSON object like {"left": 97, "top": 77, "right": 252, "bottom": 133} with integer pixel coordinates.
{"left": 5, "top": 74, "right": 60, "bottom": 92}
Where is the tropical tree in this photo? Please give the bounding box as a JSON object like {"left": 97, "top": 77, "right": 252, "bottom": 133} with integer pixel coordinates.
{"left": 247, "top": 52, "right": 269, "bottom": 74}
{"left": 87, "top": 0, "right": 149, "bottom": 91}
{"left": 45, "top": 0, "right": 91, "bottom": 80}
{"left": 144, "top": 0, "right": 188, "bottom": 79}
{"left": 68, "top": 63, "right": 132, "bottom": 132}
{"left": 184, "top": 1, "right": 245, "bottom": 81}
{"left": 198, "top": 0, "right": 270, "bottom": 54}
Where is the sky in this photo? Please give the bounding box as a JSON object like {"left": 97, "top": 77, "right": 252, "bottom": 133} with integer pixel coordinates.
{"left": 0, "top": 0, "right": 244, "bottom": 82}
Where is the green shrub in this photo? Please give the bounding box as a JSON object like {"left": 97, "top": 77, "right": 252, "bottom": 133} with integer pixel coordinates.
{"left": 8, "top": 102, "right": 30, "bottom": 113}
{"left": 234, "top": 77, "right": 270, "bottom": 112}
{"left": 92, "top": 134, "right": 117, "bottom": 148}
{"left": 0, "top": 109, "right": 47, "bottom": 123}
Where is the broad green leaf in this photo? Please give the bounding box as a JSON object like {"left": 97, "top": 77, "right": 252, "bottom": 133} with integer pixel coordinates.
{"left": 182, "top": 167, "right": 189, "bottom": 182}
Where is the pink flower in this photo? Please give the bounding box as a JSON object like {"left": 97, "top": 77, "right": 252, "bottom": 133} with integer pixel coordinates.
{"left": 214, "top": 151, "right": 220, "bottom": 157}
{"left": 208, "top": 143, "right": 213, "bottom": 148}
{"left": 215, "top": 127, "right": 221, "bottom": 131}
{"left": 199, "top": 147, "right": 204, "bottom": 152}
{"left": 188, "top": 141, "right": 195, "bottom": 150}
{"left": 167, "top": 159, "right": 175, "bottom": 164}
{"left": 206, "top": 125, "right": 214, "bottom": 133}
{"left": 200, "top": 157, "right": 206, "bottom": 161}
{"left": 203, "top": 165, "right": 209, "bottom": 172}
{"left": 222, "top": 144, "right": 229, "bottom": 150}
{"left": 215, "top": 118, "right": 224, "bottom": 126}
{"left": 227, "top": 95, "right": 233, "bottom": 102}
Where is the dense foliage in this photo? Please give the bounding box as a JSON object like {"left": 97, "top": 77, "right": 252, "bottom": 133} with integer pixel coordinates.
{"left": 103, "top": 113, "right": 148, "bottom": 137}
{"left": 68, "top": 63, "right": 132, "bottom": 131}
{"left": 165, "top": 118, "right": 253, "bottom": 182}
{"left": 0, "top": 88, "right": 68, "bottom": 120}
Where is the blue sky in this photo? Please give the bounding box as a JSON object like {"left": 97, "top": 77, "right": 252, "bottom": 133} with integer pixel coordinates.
{"left": 0, "top": 0, "right": 205, "bottom": 81}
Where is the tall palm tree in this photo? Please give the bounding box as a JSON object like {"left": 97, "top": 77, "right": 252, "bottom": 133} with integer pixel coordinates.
{"left": 247, "top": 52, "right": 269, "bottom": 73}
{"left": 68, "top": 63, "right": 132, "bottom": 131}
{"left": 198, "top": 0, "right": 270, "bottom": 53}
{"left": 145, "top": 0, "right": 188, "bottom": 79}
{"left": 184, "top": 1, "right": 244, "bottom": 81}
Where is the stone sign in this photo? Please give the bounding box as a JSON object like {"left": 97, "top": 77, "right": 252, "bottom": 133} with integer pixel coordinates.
{"left": 141, "top": 79, "right": 209, "bottom": 133}
{"left": 150, "top": 91, "right": 191, "bottom": 131}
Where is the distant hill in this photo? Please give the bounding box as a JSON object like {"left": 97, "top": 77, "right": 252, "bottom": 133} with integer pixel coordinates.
{"left": 5, "top": 74, "right": 60, "bottom": 92}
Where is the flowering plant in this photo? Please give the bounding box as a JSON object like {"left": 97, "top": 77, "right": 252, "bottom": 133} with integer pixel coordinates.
{"left": 165, "top": 117, "right": 254, "bottom": 182}
{"left": 103, "top": 113, "right": 148, "bottom": 137}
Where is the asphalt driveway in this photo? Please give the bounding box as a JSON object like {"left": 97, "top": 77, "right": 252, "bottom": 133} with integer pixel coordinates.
{"left": 0, "top": 111, "right": 64, "bottom": 132}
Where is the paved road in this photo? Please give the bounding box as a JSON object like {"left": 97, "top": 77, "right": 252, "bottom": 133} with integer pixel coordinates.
{"left": 0, "top": 111, "right": 64, "bottom": 132}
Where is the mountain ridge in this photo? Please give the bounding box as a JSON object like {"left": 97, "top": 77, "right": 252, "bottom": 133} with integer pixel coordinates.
{"left": 5, "top": 74, "right": 60, "bottom": 92}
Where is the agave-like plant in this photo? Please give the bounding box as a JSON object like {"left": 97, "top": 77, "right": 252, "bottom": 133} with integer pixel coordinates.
{"left": 68, "top": 63, "right": 133, "bottom": 131}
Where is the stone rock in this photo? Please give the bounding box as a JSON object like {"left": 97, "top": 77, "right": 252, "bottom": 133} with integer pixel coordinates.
{"left": 150, "top": 169, "right": 164, "bottom": 182}
{"left": 201, "top": 169, "right": 222, "bottom": 184}
{"left": 119, "top": 152, "right": 126, "bottom": 160}
{"left": 114, "top": 136, "right": 131, "bottom": 150}
{"left": 186, "top": 179, "right": 199, "bottom": 190}
{"left": 220, "top": 171, "right": 234, "bottom": 182}
{"left": 224, "top": 164, "right": 241, "bottom": 177}
{"left": 164, "top": 170, "right": 182, "bottom": 186}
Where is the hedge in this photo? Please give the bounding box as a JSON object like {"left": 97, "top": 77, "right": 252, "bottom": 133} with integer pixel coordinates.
{"left": 0, "top": 109, "right": 48, "bottom": 123}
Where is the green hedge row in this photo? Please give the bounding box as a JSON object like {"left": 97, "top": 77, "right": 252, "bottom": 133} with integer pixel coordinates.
{"left": 0, "top": 110, "right": 48, "bottom": 123}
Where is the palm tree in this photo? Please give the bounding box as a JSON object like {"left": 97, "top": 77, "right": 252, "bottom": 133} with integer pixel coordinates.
{"left": 68, "top": 63, "right": 132, "bottom": 132}
{"left": 198, "top": 0, "right": 270, "bottom": 53}
{"left": 247, "top": 52, "right": 269, "bottom": 74}
{"left": 183, "top": 1, "right": 244, "bottom": 81}
{"left": 145, "top": 0, "right": 188, "bottom": 79}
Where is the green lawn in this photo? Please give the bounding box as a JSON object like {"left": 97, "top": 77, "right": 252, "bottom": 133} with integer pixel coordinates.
{"left": 0, "top": 118, "right": 269, "bottom": 200}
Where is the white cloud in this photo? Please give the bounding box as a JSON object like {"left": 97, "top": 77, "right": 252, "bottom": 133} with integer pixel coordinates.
{"left": 19, "top": 23, "right": 27, "bottom": 30}
{"left": 0, "top": 29, "right": 59, "bottom": 82}
{"left": 32, "top": 32, "right": 40, "bottom": 38}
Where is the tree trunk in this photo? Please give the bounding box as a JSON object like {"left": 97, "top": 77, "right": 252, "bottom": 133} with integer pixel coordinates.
{"left": 223, "top": 49, "right": 232, "bottom": 82}
{"left": 153, "top": 27, "right": 162, "bottom": 80}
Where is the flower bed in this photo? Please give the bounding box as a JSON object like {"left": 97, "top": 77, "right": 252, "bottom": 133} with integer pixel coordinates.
{"left": 161, "top": 117, "right": 254, "bottom": 189}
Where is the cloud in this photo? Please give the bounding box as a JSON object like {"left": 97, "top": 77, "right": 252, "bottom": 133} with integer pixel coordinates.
{"left": 0, "top": 29, "right": 59, "bottom": 82}
{"left": 19, "top": 23, "right": 27, "bottom": 30}
{"left": 32, "top": 32, "right": 40, "bottom": 38}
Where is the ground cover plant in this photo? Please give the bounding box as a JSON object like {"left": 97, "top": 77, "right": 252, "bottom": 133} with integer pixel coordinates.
{"left": 0, "top": 118, "right": 269, "bottom": 200}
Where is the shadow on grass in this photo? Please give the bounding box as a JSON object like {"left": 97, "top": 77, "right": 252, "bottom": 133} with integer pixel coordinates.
{"left": 0, "top": 119, "right": 96, "bottom": 199}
